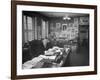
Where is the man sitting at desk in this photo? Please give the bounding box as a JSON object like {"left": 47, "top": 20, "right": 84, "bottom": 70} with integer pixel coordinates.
{"left": 40, "top": 38, "right": 53, "bottom": 53}
{"left": 30, "top": 38, "right": 53, "bottom": 58}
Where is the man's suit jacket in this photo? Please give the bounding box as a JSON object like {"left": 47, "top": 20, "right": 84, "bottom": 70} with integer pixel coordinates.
{"left": 30, "top": 40, "right": 53, "bottom": 57}
{"left": 39, "top": 41, "right": 53, "bottom": 54}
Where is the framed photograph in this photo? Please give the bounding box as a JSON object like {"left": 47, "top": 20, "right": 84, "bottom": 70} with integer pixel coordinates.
{"left": 56, "top": 23, "right": 61, "bottom": 31}
{"left": 11, "top": 1, "right": 97, "bottom": 80}
{"left": 62, "top": 24, "right": 68, "bottom": 30}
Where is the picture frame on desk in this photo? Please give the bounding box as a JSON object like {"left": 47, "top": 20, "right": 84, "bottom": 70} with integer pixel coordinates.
{"left": 11, "top": 1, "right": 97, "bottom": 80}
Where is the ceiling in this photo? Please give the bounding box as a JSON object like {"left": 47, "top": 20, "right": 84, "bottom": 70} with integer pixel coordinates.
{"left": 40, "top": 12, "right": 89, "bottom": 18}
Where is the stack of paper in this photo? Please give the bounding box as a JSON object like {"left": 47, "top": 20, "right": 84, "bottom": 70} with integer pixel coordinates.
{"left": 22, "top": 60, "right": 34, "bottom": 69}
{"left": 39, "top": 55, "right": 48, "bottom": 59}
{"left": 45, "top": 46, "right": 62, "bottom": 56}
{"left": 22, "top": 57, "right": 43, "bottom": 69}
{"left": 39, "top": 55, "right": 56, "bottom": 61}
{"left": 44, "top": 51, "right": 54, "bottom": 55}
{"left": 46, "top": 55, "right": 57, "bottom": 61}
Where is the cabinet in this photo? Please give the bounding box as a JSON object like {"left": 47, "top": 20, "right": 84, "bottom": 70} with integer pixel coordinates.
{"left": 22, "top": 43, "right": 32, "bottom": 63}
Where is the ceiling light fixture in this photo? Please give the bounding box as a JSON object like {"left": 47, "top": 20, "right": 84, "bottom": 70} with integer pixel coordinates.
{"left": 63, "top": 16, "right": 71, "bottom": 20}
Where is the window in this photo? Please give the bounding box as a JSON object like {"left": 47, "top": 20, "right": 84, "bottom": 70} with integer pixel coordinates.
{"left": 23, "top": 15, "right": 35, "bottom": 43}
{"left": 23, "top": 15, "right": 49, "bottom": 44}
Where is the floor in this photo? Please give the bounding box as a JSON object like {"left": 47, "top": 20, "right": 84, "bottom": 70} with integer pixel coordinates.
{"left": 63, "top": 43, "right": 89, "bottom": 67}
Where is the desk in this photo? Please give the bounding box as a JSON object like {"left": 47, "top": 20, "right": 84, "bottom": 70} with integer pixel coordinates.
{"left": 41, "top": 48, "right": 70, "bottom": 68}
{"left": 23, "top": 48, "right": 71, "bottom": 69}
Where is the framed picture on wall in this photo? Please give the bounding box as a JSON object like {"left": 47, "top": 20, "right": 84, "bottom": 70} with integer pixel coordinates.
{"left": 11, "top": 1, "right": 97, "bottom": 80}
{"left": 56, "top": 23, "right": 61, "bottom": 31}
{"left": 62, "top": 24, "right": 68, "bottom": 30}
